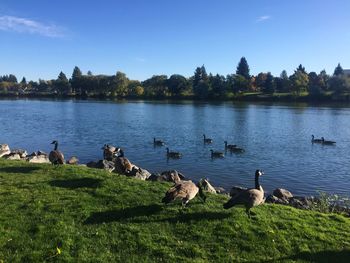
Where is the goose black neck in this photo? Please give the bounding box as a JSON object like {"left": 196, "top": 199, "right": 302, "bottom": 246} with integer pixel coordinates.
{"left": 255, "top": 173, "right": 260, "bottom": 190}
{"left": 54, "top": 142, "right": 58, "bottom": 151}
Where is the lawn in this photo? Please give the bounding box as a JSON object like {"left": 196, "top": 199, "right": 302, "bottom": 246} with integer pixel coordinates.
{"left": 0, "top": 159, "right": 349, "bottom": 262}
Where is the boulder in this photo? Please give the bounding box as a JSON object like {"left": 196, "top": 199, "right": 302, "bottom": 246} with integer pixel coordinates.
{"left": 27, "top": 155, "right": 50, "bottom": 163}
{"left": 214, "top": 187, "right": 226, "bottom": 194}
{"left": 10, "top": 149, "right": 27, "bottom": 158}
{"left": 273, "top": 188, "right": 293, "bottom": 200}
{"left": 67, "top": 156, "right": 79, "bottom": 165}
{"left": 199, "top": 179, "right": 217, "bottom": 194}
{"left": 86, "top": 161, "right": 97, "bottom": 168}
{"left": 129, "top": 167, "right": 152, "bottom": 180}
{"left": 5, "top": 153, "right": 21, "bottom": 160}
{"left": 95, "top": 160, "right": 115, "bottom": 173}
{"left": 265, "top": 194, "right": 289, "bottom": 205}
{"left": 148, "top": 170, "right": 185, "bottom": 183}
{"left": 0, "top": 144, "right": 11, "bottom": 158}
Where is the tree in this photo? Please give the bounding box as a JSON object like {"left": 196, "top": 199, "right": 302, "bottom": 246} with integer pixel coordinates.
{"left": 308, "top": 72, "right": 322, "bottom": 96}
{"left": 167, "top": 74, "right": 189, "bottom": 97}
{"left": 209, "top": 74, "right": 226, "bottom": 98}
{"left": 333, "top": 63, "right": 344, "bottom": 76}
{"left": 318, "top": 70, "right": 329, "bottom": 91}
{"left": 290, "top": 70, "right": 309, "bottom": 95}
{"left": 262, "top": 72, "right": 275, "bottom": 94}
{"left": 328, "top": 75, "right": 348, "bottom": 94}
{"left": 236, "top": 57, "right": 250, "bottom": 79}
{"left": 54, "top": 71, "right": 71, "bottom": 94}
{"left": 233, "top": 74, "right": 250, "bottom": 93}
{"left": 296, "top": 64, "right": 307, "bottom": 74}
{"left": 70, "top": 66, "right": 83, "bottom": 94}
{"left": 255, "top": 73, "right": 267, "bottom": 91}
{"left": 142, "top": 75, "right": 168, "bottom": 97}
{"left": 87, "top": 70, "right": 93, "bottom": 76}
{"left": 20, "top": 77, "right": 27, "bottom": 86}
{"left": 113, "top": 71, "right": 129, "bottom": 97}
{"left": 193, "top": 65, "right": 210, "bottom": 99}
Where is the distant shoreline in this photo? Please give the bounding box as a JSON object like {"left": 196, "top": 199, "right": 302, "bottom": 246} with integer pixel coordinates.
{"left": 1, "top": 92, "right": 350, "bottom": 103}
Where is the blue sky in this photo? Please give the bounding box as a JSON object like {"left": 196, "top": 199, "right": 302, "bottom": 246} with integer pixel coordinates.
{"left": 0, "top": 0, "right": 349, "bottom": 81}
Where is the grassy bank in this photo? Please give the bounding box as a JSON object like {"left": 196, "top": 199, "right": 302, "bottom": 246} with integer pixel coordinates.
{"left": 0, "top": 159, "right": 349, "bottom": 262}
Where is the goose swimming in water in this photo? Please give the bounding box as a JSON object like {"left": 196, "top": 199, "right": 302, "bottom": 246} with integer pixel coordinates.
{"left": 321, "top": 137, "right": 336, "bottom": 145}
{"left": 49, "top": 140, "right": 65, "bottom": 165}
{"left": 224, "top": 141, "right": 237, "bottom": 150}
{"left": 210, "top": 149, "right": 224, "bottom": 158}
{"left": 166, "top": 148, "right": 182, "bottom": 158}
{"left": 203, "top": 134, "right": 213, "bottom": 144}
{"left": 162, "top": 180, "right": 206, "bottom": 207}
{"left": 223, "top": 170, "right": 264, "bottom": 218}
{"left": 311, "top": 135, "right": 322, "bottom": 143}
{"left": 153, "top": 138, "right": 165, "bottom": 146}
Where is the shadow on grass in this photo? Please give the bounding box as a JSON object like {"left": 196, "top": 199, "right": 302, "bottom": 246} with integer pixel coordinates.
{"left": 258, "top": 249, "right": 350, "bottom": 263}
{"left": 49, "top": 178, "right": 102, "bottom": 189}
{"left": 0, "top": 166, "right": 41, "bottom": 174}
{"left": 84, "top": 204, "right": 163, "bottom": 224}
{"left": 84, "top": 204, "right": 230, "bottom": 225}
{"left": 156, "top": 211, "right": 230, "bottom": 223}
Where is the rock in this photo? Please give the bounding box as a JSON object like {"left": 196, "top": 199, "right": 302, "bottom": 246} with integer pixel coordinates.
{"left": 129, "top": 167, "right": 152, "bottom": 180}
{"left": 95, "top": 160, "right": 115, "bottom": 173}
{"left": 265, "top": 194, "right": 289, "bottom": 205}
{"left": 214, "top": 187, "right": 226, "bottom": 194}
{"left": 10, "top": 149, "right": 27, "bottom": 158}
{"left": 5, "top": 153, "right": 21, "bottom": 160}
{"left": 153, "top": 170, "right": 185, "bottom": 183}
{"left": 0, "top": 144, "right": 11, "bottom": 158}
{"left": 273, "top": 188, "right": 293, "bottom": 200}
{"left": 27, "top": 155, "right": 50, "bottom": 163}
{"left": 86, "top": 161, "right": 97, "bottom": 168}
{"left": 230, "top": 186, "right": 247, "bottom": 197}
{"left": 67, "top": 156, "right": 79, "bottom": 165}
{"left": 28, "top": 151, "right": 48, "bottom": 157}
{"left": 199, "top": 179, "right": 217, "bottom": 194}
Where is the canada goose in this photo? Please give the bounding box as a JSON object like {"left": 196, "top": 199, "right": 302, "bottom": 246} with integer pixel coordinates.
{"left": 166, "top": 148, "right": 182, "bottom": 158}
{"left": 162, "top": 180, "right": 206, "bottom": 207}
{"left": 115, "top": 149, "right": 133, "bottom": 173}
{"left": 153, "top": 137, "right": 165, "bottom": 146}
{"left": 311, "top": 135, "right": 322, "bottom": 143}
{"left": 321, "top": 137, "right": 336, "bottom": 145}
{"left": 224, "top": 141, "right": 237, "bottom": 150}
{"left": 210, "top": 149, "right": 224, "bottom": 158}
{"left": 203, "top": 134, "right": 213, "bottom": 144}
{"left": 102, "top": 144, "right": 121, "bottom": 160}
{"left": 229, "top": 146, "right": 245, "bottom": 153}
{"left": 223, "top": 170, "right": 264, "bottom": 218}
{"left": 49, "top": 140, "right": 65, "bottom": 165}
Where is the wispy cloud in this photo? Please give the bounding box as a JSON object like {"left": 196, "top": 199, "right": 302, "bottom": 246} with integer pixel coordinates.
{"left": 135, "top": 57, "right": 146, "bottom": 63}
{"left": 256, "top": 15, "right": 271, "bottom": 23}
{"left": 0, "top": 15, "right": 65, "bottom": 37}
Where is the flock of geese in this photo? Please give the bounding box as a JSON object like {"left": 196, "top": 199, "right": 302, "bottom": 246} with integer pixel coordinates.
{"left": 46, "top": 133, "right": 336, "bottom": 218}
{"left": 47, "top": 139, "right": 262, "bottom": 218}
{"left": 155, "top": 134, "right": 245, "bottom": 159}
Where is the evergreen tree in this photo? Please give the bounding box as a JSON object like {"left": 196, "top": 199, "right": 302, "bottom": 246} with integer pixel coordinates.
{"left": 20, "top": 77, "right": 27, "bottom": 85}
{"left": 193, "top": 65, "right": 210, "bottom": 99}
{"left": 290, "top": 70, "right": 309, "bottom": 95}
{"left": 54, "top": 71, "right": 71, "bottom": 94}
{"left": 70, "top": 66, "right": 82, "bottom": 94}
{"left": 296, "top": 64, "right": 307, "bottom": 74}
{"left": 236, "top": 57, "right": 250, "bottom": 79}
{"left": 333, "top": 63, "right": 344, "bottom": 76}
{"left": 262, "top": 72, "right": 275, "bottom": 94}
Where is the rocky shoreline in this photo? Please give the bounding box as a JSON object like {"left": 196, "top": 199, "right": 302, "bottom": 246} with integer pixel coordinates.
{"left": 1, "top": 143, "right": 349, "bottom": 217}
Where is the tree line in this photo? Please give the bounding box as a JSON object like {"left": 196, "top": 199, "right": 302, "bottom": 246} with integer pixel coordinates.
{"left": 1, "top": 57, "right": 349, "bottom": 99}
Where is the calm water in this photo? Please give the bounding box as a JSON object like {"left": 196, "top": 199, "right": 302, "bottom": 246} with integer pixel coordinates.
{"left": 1, "top": 99, "right": 350, "bottom": 197}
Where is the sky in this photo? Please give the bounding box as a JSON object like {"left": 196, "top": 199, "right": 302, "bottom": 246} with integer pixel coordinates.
{"left": 0, "top": 0, "right": 349, "bottom": 81}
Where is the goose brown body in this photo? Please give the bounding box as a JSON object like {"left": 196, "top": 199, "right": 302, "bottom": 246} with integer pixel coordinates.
{"left": 49, "top": 141, "right": 64, "bottom": 165}
{"left": 223, "top": 170, "right": 264, "bottom": 217}
{"left": 162, "top": 180, "right": 206, "bottom": 206}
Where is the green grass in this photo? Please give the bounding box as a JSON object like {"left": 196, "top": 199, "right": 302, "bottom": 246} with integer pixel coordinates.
{"left": 0, "top": 159, "right": 349, "bottom": 262}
